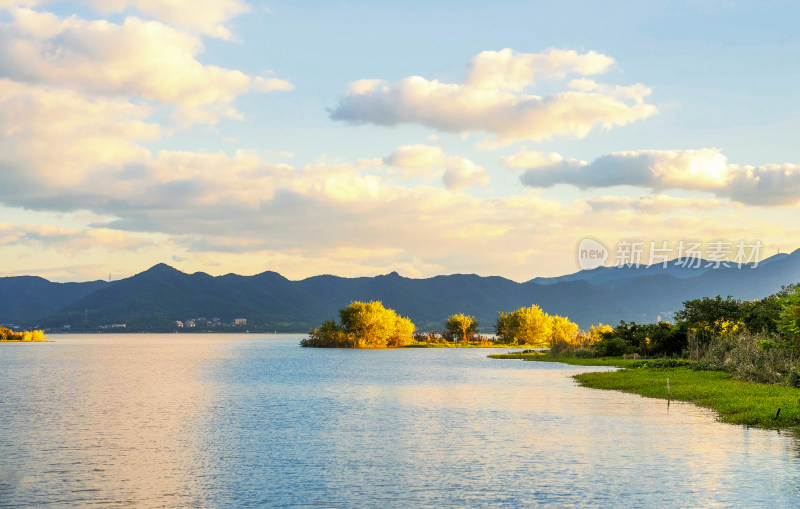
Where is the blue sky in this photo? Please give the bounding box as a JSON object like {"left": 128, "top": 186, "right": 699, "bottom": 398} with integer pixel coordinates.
{"left": 0, "top": 0, "right": 797, "bottom": 281}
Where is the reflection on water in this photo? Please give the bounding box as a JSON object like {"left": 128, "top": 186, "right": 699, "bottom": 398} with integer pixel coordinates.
{"left": 1, "top": 334, "right": 800, "bottom": 507}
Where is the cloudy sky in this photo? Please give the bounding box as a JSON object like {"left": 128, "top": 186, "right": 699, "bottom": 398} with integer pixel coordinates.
{"left": 0, "top": 0, "right": 798, "bottom": 282}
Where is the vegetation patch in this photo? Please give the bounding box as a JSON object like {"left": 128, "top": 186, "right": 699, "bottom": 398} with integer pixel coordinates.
{"left": 301, "top": 301, "right": 414, "bottom": 348}
{"left": 575, "top": 367, "right": 800, "bottom": 429}
{"left": 491, "top": 351, "right": 800, "bottom": 429}
{"left": 488, "top": 351, "right": 640, "bottom": 367}
{"left": 0, "top": 325, "right": 47, "bottom": 342}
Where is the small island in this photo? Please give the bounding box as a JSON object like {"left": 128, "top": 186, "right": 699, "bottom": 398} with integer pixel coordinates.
{"left": 0, "top": 325, "right": 47, "bottom": 342}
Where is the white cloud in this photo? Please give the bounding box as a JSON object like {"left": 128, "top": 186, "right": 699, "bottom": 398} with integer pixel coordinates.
{"left": 331, "top": 48, "right": 656, "bottom": 145}
{"left": 442, "top": 158, "right": 490, "bottom": 191}
{"left": 383, "top": 144, "right": 489, "bottom": 189}
{"left": 465, "top": 48, "right": 614, "bottom": 91}
{"left": 519, "top": 148, "right": 800, "bottom": 206}
{"left": 0, "top": 79, "right": 158, "bottom": 191}
{"left": 0, "top": 8, "right": 292, "bottom": 124}
{"left": 0, "top": 122, "right": 794, "bottom": 280}
{"left": 0, "top": 0, "right": 251, "bottom": 39}
{"left": 85, "top": 0, "right": 250, "bottom": 39}
{"left": 727, "top": 163, "right": 800, "bottom": 206}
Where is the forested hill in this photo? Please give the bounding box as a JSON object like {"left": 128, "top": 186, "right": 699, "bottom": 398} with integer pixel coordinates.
{"left": 2, "top": 249, "right": 800, "bottom": 332}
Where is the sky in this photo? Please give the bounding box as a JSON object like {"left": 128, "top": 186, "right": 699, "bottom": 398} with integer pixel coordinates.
{"left": 0, "top": 0, "right": 798, "bottom": 282}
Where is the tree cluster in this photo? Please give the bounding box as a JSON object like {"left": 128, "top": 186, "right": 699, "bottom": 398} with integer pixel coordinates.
{"left": 0, "top": 326, "right": 46, "bottom": 342}
{"left": 590, "top": 284, "right": 800, "bottom": 358}
{"left": 301, "top": 301, "right": 415, "bottom": 348}
{"left": 495, "top": 305, "right": 579, "bottom": 346}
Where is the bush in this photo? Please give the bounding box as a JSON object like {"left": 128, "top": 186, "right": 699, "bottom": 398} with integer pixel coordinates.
{"left": 593, "top": 336, "right": 628, "bottom": 357}
{"left": 688, "top": 332, "right": 798, "bottom": 385}
{"left": 572, "top": 348, "right": 596, "bottom": 358}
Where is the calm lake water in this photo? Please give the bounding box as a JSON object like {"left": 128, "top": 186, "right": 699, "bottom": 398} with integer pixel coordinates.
{"left": 2, "top": 334, "right": 799, "bottom": 507}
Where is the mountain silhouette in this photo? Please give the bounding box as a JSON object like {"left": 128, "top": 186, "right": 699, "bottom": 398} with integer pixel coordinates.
{"left": 2, "top": 250, "right": 799, "bottom": 331}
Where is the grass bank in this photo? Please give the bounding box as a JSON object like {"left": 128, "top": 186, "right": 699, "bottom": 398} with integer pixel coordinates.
{"left": 491, "top": 351, "right": 800, "bottom": 429}
{"left": 488, "top": 351, "right": 639, "bottom": 367}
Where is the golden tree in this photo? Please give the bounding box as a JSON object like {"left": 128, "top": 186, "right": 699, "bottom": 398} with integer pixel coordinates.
{"left": 444, "top": 313, "right": 479, "bottom": 342}
{"left": 302, "top": 301, "right": 415, "bottom": 348}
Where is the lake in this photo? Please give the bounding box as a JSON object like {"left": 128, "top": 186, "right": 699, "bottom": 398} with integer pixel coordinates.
{"left": 1, "top": 334, "right": 799, "bottom": 507}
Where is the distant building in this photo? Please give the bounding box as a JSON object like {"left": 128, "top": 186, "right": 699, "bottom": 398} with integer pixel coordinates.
{"left": 100, "top": 323, "right": 127, "bottom": 330}
{"left": 63, "top": 325, "right": 71, "bottom": 330}
{"left": 234, "top": 318, "right": 247, "bottom": 325}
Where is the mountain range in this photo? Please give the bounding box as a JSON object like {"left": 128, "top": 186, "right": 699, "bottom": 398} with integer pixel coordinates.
{"left": 2, "top": 249, "right": 800, "bottom": 332}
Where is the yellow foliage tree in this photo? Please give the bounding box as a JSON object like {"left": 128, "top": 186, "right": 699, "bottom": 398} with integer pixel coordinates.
{"left": 444, "top": 313, "right": 479, "bottom": 342}
{"left": 586, "top": 323, "right": 613, "bottom": 344}
{"left": 551, "top": 315, "right": 579, "bottom": 345}
{"left": 0, "top": 326, "right": 46, "bottom": 341}
{"left": 302, "top": 301, "right": 415, "bottom": 348}
{"left": 496, "top": 305, "right": 555, "bottom": 346}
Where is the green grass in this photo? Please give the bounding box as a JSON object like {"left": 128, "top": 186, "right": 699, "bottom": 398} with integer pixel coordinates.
{"left": 487, "top": 351, "right": 639, "bottom": 367}
{"left": 576, "top": 368, "right": 800, "bottom": 429}
{"left": 491, "top": 352, "right": 800, "bottom": 429}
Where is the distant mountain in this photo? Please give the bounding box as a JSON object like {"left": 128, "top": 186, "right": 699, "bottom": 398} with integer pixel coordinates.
{"left": 2, "top": 250, "right": 800, "bottom": 331}
{"left": 0, "top": 276, "right": 109, "bottom": 325}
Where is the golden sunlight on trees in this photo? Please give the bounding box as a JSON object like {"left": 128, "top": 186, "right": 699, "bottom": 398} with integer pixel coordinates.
{"left": 0, "top": 326, "right": 46, "bottom": 342}
{"left": 301, "top": 301, "right": 415, "bottom": 348}
{"left": 495, "top": 305, "right": 579, "bottom": 347}
{"left": 587, "top": 323, "right": 614, "bottom": 343}
{"left": 444, "top": 313, "right": 479, "bottom": 342}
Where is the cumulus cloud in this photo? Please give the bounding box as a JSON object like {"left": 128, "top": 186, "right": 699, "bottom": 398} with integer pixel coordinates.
{"left": 442, "top": 158, "right": 490, "bottom": 191}
{"left": 0, "top": 0, "right": 250, "bottom": 39}
{"left": 0, "top": 122, "right": 793, "bottom": 280}
{"left": 383, "top": 144, "right": 489, "bottom": 190}
{"left": 725, "top": 164, "right": 800, "bottom": 206}
{"left": 517, "top": 148, "right": 800, "bottom": 206}
{"left": 0, "top": 79, "right": 158, "bottom": 191}
{"left": 0, "top": 8, "right": 292, "bottom": 124}
{"left": 85, "top": 0, "right": 250, "bottom": 39}
{"left": 465, "top": 48, "right": 614, "bottom": 91}
{"left": 331, "top": 48, "right": 657, "bottom": 145}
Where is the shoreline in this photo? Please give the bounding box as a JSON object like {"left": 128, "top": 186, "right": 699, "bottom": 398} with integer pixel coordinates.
{"left": 490, "top": 352, "right": 800, "bottom": 430}
{"left": 0, "top": 339, "right": 54, "bottom": 343}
